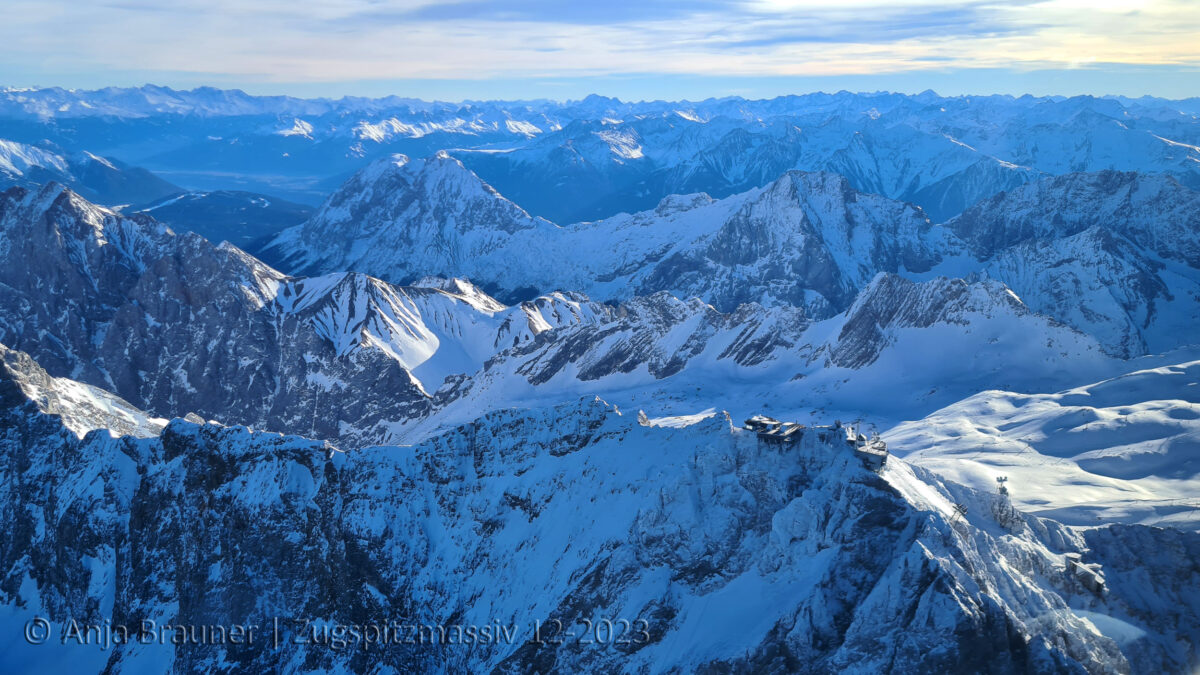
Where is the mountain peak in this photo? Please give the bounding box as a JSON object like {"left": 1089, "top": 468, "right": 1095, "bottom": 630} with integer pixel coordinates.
{"left": 260, "top": 152, "right": 551, "bottom": 285}
{"left": 949, "top": 169, "right": 1200, "bottom": 265}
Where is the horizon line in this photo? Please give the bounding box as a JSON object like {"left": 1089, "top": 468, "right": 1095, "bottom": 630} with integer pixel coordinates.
{"left": 4, "top": 83, "right": 1200, "bottom": 107}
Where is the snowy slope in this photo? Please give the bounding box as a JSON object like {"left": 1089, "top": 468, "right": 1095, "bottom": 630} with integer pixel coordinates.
{"left": 0, "top": 380, "right": 1196, "bottom": 673}
{"left": 949, "top": 171, "right": 1200, "bottom": 357}
{"left": 888, "top": 358, "right": 1200, "bottom": 530}
{"left": 0, "top": 343, "right": 165, "bottom": 439}
{"left": 264, "top": 154, "right": 952, "bottom": 315}
{"left": 454, "top": 112, "right": 1037, "bottom": 224}
{"left": 0, "top": 138, "right": 180, "bottom": 206}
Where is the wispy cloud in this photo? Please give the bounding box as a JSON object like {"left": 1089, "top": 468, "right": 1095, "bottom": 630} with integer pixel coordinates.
{"left": 394, "top": 0, "right": 734, "bottom": 25}
{"left": 0, "top": 0, "right": 1196, "bottom": 97}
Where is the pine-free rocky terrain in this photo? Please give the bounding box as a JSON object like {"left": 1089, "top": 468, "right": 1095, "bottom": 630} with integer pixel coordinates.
{"left": 0, "top": 87, "right": 1198, "bottom": 673}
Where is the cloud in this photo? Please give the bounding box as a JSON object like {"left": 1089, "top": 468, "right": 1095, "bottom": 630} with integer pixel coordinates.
{"left": 393, "top": 0, "right": 736, "bottom": 25}
{"left": 710, "top": 3, "right": 1041, "bottom": 49}
{"left": 0, "top": 0, "right": 1197, "bottom": 95}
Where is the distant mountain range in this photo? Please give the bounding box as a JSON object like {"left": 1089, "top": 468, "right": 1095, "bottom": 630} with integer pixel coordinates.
{"left": 0, "top": 135, "right": 312, "bottom": 245}
{"left": 3, "top": 86, "right": 1198, "bottom": 221}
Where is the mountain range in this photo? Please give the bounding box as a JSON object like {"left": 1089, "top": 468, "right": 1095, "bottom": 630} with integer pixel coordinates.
{"left": 1, "top": 86, "right": 1198, "bottom": 673}
{"left": 3, "top": 87, "right": 1199, "bottom": 221}
{"left": 2, "top": 353, "right": 1198, "bottom": 672}
{"left": 261, "top": 151, "right": 1200, "bottom": 362}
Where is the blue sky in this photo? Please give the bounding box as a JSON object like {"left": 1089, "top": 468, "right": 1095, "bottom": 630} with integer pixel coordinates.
{"left": 1, "top": 0, "right": 1197, "bottom": 100}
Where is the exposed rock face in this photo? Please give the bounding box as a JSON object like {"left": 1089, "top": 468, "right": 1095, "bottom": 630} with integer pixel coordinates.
{"left": 824, "top": 274, "right": 1037, "bottom": 369}
{"left": 948, "top": 171, "right": 1200, "bottom": 357}
{"left": 264, "top": 156, "right": 952, "bottom": 316}
{"left": 984, "top": 227, "right": 1181, "bottom": 358}
{"left": 477, "top": 292, "right": 810, "bottom": 387}
{"left": 0, "top": 373, "right": 1196, "bottom": 673}
{"left": 259, "top": 153, "right": 556, "bottom": 297}
{"left": 0, "top": 343, "right": 164, "bottom": 439}
{"left": 0, "top": 138, "right": 181, "bottom": 207}
{"left": 0, "top": 184, "right": 171, "bottom": 380}
{"left": 638, "top": 170, "right": 948, "bottom": 313}
{"left": 0, "top": 185, "right": 433, "bottom": 442}
{"left": 0, "top": 184, "right": 568, "bottom": 445}
{"left": 949, "top": 170, "right": 1200, "bottom": 266}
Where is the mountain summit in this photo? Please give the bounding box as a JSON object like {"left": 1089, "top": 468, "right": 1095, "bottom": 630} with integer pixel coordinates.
{"left": 264, "top": 157, "right": 952, "bottom": 314}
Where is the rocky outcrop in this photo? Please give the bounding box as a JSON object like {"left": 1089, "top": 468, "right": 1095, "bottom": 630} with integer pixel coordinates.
{"left": 263, "top": 157, "right": 952, "bottom": 316}
{"left": 949, "top": 171, "right": 1200, "bottom": 265}
{"left": 0, "top": 343, "right": 164, "bottom": 438}
{"left": 0, "top": 372, "right": 1195, "bottom": 673}
{"left": 948, "top": 171, "right": 1200, "bottom": 357}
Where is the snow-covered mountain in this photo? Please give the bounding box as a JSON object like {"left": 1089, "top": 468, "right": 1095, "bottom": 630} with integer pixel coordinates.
{"left": 3, "top": 86, "right": 1200, "bottom": 672}
{"left": 410, "top": 273, "right": 1116, "bottom": 443}
{"left": 5, "top": 87, "right": 1198, "bottom": 224}
{"left": 950, "top": 171, "right": 1200, "bottom": 357}
{"left": 1, "top": 367, "right": 1197, "bottom": 672}
{"left": 263, "top": 153, "right": 1200, "bottom": 362}
{"left": 259, "top": 152, "right": 556, "bottom": 299}
{"left": 0, "top": 182, "right": 1124, "bottom": 449}
{"left": 0, "top": 137, "right": 180, "bottom": 206}
{"left": 263, "top": 153, "right": 952, "bottom": 315}
{"left": 0, "top": 184, "right": 501, "bottom": 444}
